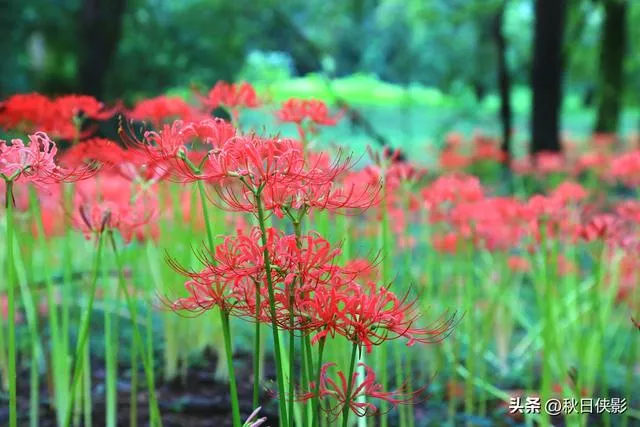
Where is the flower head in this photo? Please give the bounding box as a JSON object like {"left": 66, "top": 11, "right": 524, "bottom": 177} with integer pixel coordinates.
{"left": 297, "top": 362, "right": 425, "bottom": 419}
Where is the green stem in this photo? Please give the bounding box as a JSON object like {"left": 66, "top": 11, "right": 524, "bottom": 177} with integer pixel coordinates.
{"left": 220, "top": 312, "right": 242, "bottom": 427}
{"left": 253, "top": 283, "right": 261, "bottom": 408}
{"left": 108, "top": 232, "right": 163, "bottom": 425}
{"left": 5, "top": 180, "right": 17, "bottom": 427}
{"left": 63, "top": 231, "right": 106, "bottom": 427}
{"left": 195, "top": 180, "right": 241, "bottom": 427}
{"left": 105, "top": 280, "right": 117, "bottom": 427}
{"left": 130, "top": 337, "right": 138, "bottom": 427}
{"left": 341, "top": 343, "right": 359, "bottom": 427}
{"left": 254, "top": 191, "right": 290, "bottom": 427}
{"left": 28, "top": 185, "right": 67, "bottom": 422}
{"left": 312, "top": 337, "right": 326, "bottom": 427}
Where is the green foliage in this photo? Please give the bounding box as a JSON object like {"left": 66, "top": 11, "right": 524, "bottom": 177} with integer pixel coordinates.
{"left": 0, "top": 0, "right": 637, "bottom": 114}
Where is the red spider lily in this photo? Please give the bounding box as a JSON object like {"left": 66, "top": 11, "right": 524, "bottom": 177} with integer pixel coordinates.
{"left": 471, "top": 134, "right": 506, "bottom": 163}
{"left": 579, "top": 214, "right": 620, "bottom": 242}
{"left": 59, "top": 137, "right": 126, "bottom": 168}
{"left": 253, "top": 174, "right": 380, "bottom": 218}
{"left": 305, "top": 281, "right": 456, "bottom": 352}
{"left": 534, "top": 151, "right": 565, "bottom": 175}
{"left": 576, "top": 151, "right": 609, "bottom": 176}
{"left": 128, "top": 95, "right": 202, "bottom": 128}
{"left": 1, "top": 132, "right": 96, "bottom": 185}
{"left": 45, "top": 95, "right": 117, "bottom": 140}
{"left": 616, "top": 201, "right": 640, "bottom": 224}
{"left": 296, "top": 362, "right": 425, "bottom": 419}
{"left": 163, "top": 265, "right": 250, "bottom": 316}
{"left": 72, "top": 172, "right": 158, "bottom": 242}
{"left": 209, "top": 137, "right": 373, "bottom": 216}
{"left": 611, "top": 150, "right": 640, "bottom": 186}
{"left": 447, "top": 198, "right": 527, "bottom": 251}
{"left": 120, "top": 117, "right": 237, "bottom": 182}
{"left": 422, "top": 174, "right": 484, "bottom": 209}
{"left": 276, "top": 98, "right": 342, "bottom": 127}
{"left": 166, "top": 227, "right": 344, "bottom": 327}
{"left": 197, "top": 81, "right": 260, "bottom": 121}
{"left": 276, "top": 98, "right": 343, "bottom": 139}
{"left": 0, "top": 93, "right": 52, "bottom": 133}
{"left": 439, "top": 146, "right": 470, "bottom": 171}
{"left": 550, "top": 181, "right": 588, "bottom": 204}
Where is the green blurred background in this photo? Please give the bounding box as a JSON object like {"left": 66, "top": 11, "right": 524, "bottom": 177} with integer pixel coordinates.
{"left": 0, "top": 0, "right": 638, "bottom": 157}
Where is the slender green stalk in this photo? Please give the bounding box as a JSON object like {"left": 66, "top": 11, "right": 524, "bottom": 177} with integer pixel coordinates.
{"left": 220, "top": 312, "right": 242, "bottom": 427}
{"left": 83, "top": 341, "right": 92, "bottom": 427}
{"left": 341, "top": 343, "right": 359, "bottom": 427}
{"left": 62, "top": 183, "right": 74, "bottom": 358}
{"left": 63, "top": 231, "right": 106, "bottom": 427}
{"left": 130, "top": 337, "right": 138, "bottom": 427}
{"left": 378, "top": 189, "right": 390, "bottom": 427}
{"left": 105, "top": 281, "right": 117, "bottom": 427}
{"left": 195, "top": 180, "right": 242, "bottom": 427}
{"left": 253, "top": 282, "right": 261, "bottom": 408}
{"left": 28, "top": 185, "right": 68, "bottom": 422}
{"left": 312, "top": 337, "right": 326, "bottom": 427}
{"left": 4, "top": 180, "right": 17, "bottom": 427}
{"left": 254, "top": 190, "right": 290, "bottom": 427}
{"left": 109, "top": 233, "right": 163, "bottom": 425}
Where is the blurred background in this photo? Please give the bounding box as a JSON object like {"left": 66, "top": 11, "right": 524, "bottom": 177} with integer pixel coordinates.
{"left": 0, "top": 0, "right": 637, "bottom": 160}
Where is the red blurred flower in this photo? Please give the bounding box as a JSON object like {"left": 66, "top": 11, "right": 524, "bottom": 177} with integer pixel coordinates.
{"left": 73, "top": 172, "right": 158, "bottom": 242}
{"left": 276, "top": 98, "right": 343, "bottom": 141}
{"left": 0, "top": 93, "right": 52, "bottom": 133}
{"left": 439, "top": 147, "right": 470, "bottom": 171}
{"left": 550, "top": 181, "right": 588, "bottom": 205}
{"left": 611, "top": 150, "right": 640, "bottom": 186}
{"left": 534, "top": 151, "right": 565, "bottom": 175}
{"left": 579, "top": 214, "right": 619, "bottom": 242}
{"left": 129, "top": 95, "right": 202, "bottom": 127}
{"left": 46, "top": 95, "right": 117, "bottom": 140}
{"left": 422, "top": 174, "right": 484, "bottom": 209}
{"left": 198, "top": 81, "right": 260, "bottom": 121}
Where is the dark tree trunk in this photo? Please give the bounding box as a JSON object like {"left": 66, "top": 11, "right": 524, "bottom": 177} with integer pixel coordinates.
{"left": 77, "top": 0, "right": 127, "bottom": 99}
{"left": 493, "top": 1, "right": 513, "bottom": 163}
{"left": 531, "top": 0, "right": 567, "bottom": 155}
{"left": 595, "top": 0, "right": 628, "bottom": 134}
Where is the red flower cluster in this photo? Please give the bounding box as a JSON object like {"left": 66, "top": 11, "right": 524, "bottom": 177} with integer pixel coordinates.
{"left": 276, "top": 98, "right": 344, "bottom": 141}
{"left": 296, "top": 362, "right": 425, "bottom": 419}
{"left": 128, "top": 95, "right": 204, "bottom": 128}
{"left": 198, "top": 81, "right": 260, "bottom": 121}
{"left": 1, "top": 132, "right": 97, "bottom": 185}
{"left": 168, "top": 226, "right": 456, "bottom": 352}
{"left": 0, "top": 93, "right": 116, "bottom": 139}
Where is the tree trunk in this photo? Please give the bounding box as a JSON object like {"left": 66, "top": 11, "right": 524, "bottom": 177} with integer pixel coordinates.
{"left": 531, "top": 0, "right": 567, "bottom": 155}
{"left": 77, "top": 0, "right": 127, "bottom": 99}
{"left": 494, "top": 1, "right": 513, "bottom": 162}
{"left": 595, "top": 0, "right": 628, "bottom": 134}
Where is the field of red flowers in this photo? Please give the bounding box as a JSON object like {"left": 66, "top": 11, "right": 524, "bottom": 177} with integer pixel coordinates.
{"left": 0, "top": 83, "right": 638, "bottom": 427}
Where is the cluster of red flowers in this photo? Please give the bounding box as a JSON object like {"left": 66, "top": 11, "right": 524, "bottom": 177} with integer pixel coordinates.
{"left": 438, "top": 132, "right": 640, "bottom": 187}
{"left": 0, "top": 93, "right": 116, "bottom": 140}
{"left": 4, "top": 82, "right": 638, "bottom": 421}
